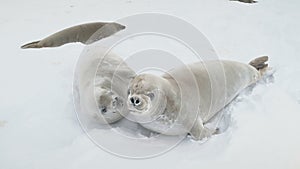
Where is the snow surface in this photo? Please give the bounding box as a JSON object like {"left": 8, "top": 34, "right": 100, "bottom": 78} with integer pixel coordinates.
{"left": 1, "top": 0, "right": 300, "bottom": 169}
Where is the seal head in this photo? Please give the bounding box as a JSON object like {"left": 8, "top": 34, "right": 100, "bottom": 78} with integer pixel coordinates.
{"left": 127, "top": 74, "right": 168, "bottom": 123}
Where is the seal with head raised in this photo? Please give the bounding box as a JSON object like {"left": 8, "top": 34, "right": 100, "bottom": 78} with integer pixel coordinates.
{"left": 127, "top": 56, "right": 269, "bottom": 140}
{"left": 21, "top": 22, "right": 134, "bottom": 124}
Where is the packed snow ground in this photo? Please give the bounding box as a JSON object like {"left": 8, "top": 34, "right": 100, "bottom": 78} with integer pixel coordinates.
{"left": 1, "top": 0, "right": 300, "bottom": 169}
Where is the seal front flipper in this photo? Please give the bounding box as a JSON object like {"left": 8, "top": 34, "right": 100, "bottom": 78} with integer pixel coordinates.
{"left": 189, "top": 118, "right": 217, "bottom": 140}
{"left": 21, "top": 22, "right": 126, "bottom": 49}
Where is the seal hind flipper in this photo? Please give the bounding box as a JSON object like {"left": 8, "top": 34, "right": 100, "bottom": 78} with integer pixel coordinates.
{"left": 249, "top": 56, "right": 269, "bottom": 70}
{"left": 21, "top": 22, "right": 126, "bottom": 49}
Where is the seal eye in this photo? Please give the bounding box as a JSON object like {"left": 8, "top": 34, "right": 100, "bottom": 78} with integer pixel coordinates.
{"left": 127, "top": 89, "right": 131, "bottom": 95}
{"left": 146, "top": 92, "right": 155, "bottom": 100}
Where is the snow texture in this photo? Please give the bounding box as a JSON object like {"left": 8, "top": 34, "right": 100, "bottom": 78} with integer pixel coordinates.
{"left": 0, "top": 0, "right": 300, "bottom": 169}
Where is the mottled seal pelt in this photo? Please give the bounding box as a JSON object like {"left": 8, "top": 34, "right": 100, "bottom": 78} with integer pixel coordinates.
{"left": 127, "top": 56, "right": 269, "bottom": 140}
{"left": 21, "top": 22, "right": 135, "bottom": 124}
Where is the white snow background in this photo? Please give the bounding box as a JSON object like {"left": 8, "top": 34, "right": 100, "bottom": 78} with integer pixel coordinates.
{"left": 0, "top": 0, "right": 300, "bottom": 169}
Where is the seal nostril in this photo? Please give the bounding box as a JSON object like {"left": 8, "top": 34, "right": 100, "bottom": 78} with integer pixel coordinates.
{"left": 135, "top": 99, "right": 140, "bottom": 105}
{"left": 130, "top": 97, "right": 135, "bottom": 104}
{"left": 101, "top": 106, "right": 107, "bottom": 114}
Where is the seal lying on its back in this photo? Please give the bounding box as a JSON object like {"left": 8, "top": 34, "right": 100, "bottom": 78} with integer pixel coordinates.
{"left": 21, "top": 22, "right": 135, "bottom": 124}
{"left": 127, "top": 56, "right": 269, "bottom": 140}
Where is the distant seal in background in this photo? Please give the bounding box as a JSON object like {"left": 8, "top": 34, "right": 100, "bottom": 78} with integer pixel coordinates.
{"left": 21, "top": 22, "right": 125, "bottom": 49}
{"left": 21, "top": 22, "right": 135, "bottom": 124}
{"left": 230, "top": 0, "right": 257, "bottom": 3}
{"left": 127, "top": 56, "right": 269, "bottom": 140}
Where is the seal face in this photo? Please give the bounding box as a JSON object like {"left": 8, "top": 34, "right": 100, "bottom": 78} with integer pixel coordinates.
{"left": 127, "top": 73, "right": 192, "bottom": 135}
{"left": 94, "top": 87, "right": 124, "bottom": 123}
{"left": 77, "top": 47, "right": 135, "bottom": 124}
{"left": 127, "top": 58, "right": 269, "bottom": 140}
{"left": 127, "top": 74, "right": 169, "bottom": 124}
